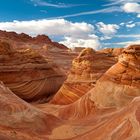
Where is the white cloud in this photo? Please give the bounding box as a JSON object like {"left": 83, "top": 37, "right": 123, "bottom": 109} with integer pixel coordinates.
{"left": 137, "top": 14, "right": 140, "bottom": 17}
{"left": 120, "top": 22, "right": 125, "bottom": 26}
{"left": 59, "top": 35, "right": 100, "bottom": 50}
{"left": 48, "top": 6, "right": 122, "bottom": 19}
{"left": 122, "top": 3, "right": 140, "bottom": 13}
{"left": 100, "top": 36, "right": 112, "bottom": 41}
{"left": 114, "top": 34, "right": 140, "bottom": 38}
{"left": 0, "top": 19, "right": 101, "bottom": 49}
{"left": 104, "top": 0, "right": 140, "bottom": 6}
{"left": 126, "top": 23, "right": 136, "bottom": 28}
{"left": 0, "top": 19, "right": 94, "bottom": 37}
{"left": 96, "top": 22, "right": 120, "bottom": 35}
{"left": 30, "top": 0, "right": 85, "bottom": 8}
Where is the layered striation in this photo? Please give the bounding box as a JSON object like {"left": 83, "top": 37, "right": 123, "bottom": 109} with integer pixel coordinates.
{"left": 51, "top": 48, "right": 117, "bottom": 105}
{"left": 89, "top": 45, "right": 140, "bottom": 108}
{"left": 0, "top": 43, "right": 140, "bottom": 140}
{"left": 0, "top": 41, "right": 66, "bottom": 102}
{"left": 0, "top": 82, "right": 62, "bottom": 140}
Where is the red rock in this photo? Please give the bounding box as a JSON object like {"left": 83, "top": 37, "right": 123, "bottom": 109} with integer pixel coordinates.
{"left": 0, "top": 30, "right": 68, "bottom": 50}
{"left": 51, "top": 48, "right": 117, "bottom": 105}
{"left": 99, "top": 47, "right": 124, "bottom": 57}
{"left": 0, "top": 41, "right": 66, "bottom": 102}
{"left": 89, "top": 44, "right": 140, "bottom": 108}
{"left": 0, "top": 40, "right": 139, "bottom": 140}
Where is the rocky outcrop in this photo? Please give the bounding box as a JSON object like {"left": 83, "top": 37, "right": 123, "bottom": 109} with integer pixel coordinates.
{"left": 89, "top": 45, "right": 140, "bottom": 108}
{"left": 0, "top": 82, "right": 62, "bottom": 140}
{"left": 0, "top": 41, "right": 66, "bottom": 102}
{"left": 51, "top": 48, "right": 117, "bottom": 105}
{"left": 98, "top": 47, "right": 124, "bottom": 57}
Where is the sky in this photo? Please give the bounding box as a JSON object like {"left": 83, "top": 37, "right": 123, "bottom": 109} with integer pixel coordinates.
{"left": 0, "top": 0, "right": 140, "bottom": 49}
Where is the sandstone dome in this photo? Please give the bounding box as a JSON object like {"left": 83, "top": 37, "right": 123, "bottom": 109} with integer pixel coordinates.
{"left": 89, "top": 44, "right": 140, "bottom": 108}
{"left": 51, "top": 47, "right": 116, "bottom": 105}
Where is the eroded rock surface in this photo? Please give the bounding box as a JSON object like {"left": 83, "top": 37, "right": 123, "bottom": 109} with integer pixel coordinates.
{"left": 0, "top": 41, "right": 66, "bottom": 102}
{"left": 51, "top": 48, "right": 117, "bottom": 105}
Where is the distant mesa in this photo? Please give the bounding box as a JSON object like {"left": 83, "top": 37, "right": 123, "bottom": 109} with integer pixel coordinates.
{"left": 0, "top": 30, "right": 68, "bottom": 50}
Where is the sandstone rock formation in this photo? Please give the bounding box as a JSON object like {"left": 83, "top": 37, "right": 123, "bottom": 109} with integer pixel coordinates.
{"left": 0, "top": 82, "right": 62, "bottom": 140}
{"left": 89, "top": 45, "right": 140, "bottom": 108}
{"left": 0, "top": 30, "right": 78, "bottom": 75}
{"left": 0, "top": 39, "right": 140, "bottom": 140}
{"left": 1, "top": 80, "right": 140, "bottom": 140}
{"left": 0, "top": 41, "right": 66, "bottom": 102}
{"left": 51, "top": 48, "right": 117, "bottom": 105}
{"left": 98, "top": 47, "right": 124, "bottom": 57}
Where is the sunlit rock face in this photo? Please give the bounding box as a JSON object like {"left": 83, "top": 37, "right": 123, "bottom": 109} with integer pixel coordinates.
{"left": 50, "top": 48, "right": 117, "bottom": 105}
{"left": 89, "top": 45, "right": 140, "bottom": 108}
{"left": 0, "top": 41, "right": 66, "bottom": 102}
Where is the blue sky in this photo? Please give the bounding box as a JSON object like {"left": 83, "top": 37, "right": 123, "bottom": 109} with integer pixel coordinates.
{"left": 0, "top": 0, "right": 140, "bottom": 49}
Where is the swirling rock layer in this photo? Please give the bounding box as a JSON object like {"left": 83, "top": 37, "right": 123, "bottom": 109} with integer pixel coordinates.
{"left": 0, "top": 42, "right": 140, "bottom": 140}
{"left": 89, "top": 45, "right": 140, "bottom": 108}
{"left": 51, "top": 48, "right": 117, "bottom": 105}
{"left": 0, "top": 41, "right": 66, "bottom": 102}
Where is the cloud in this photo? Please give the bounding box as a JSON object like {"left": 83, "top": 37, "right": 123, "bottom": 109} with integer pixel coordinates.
{"left": 114, "top": 34, "right": 140, "bottom": 39}
{"left": 137, "top": 14, "right": 140, "bottom": 17}
{"left": 0, "top": 19, "right": 93, "bottom": 37}
{"left": 104, "top": 1, "right": 140, "bottom": 18}
{"left": 96, "top": 22, "right": 120, "bottom": 35}
{"left": 122, "top": 2, "right": 140, "bottom": 16}
{"left": 59, "top": 36, "right": 100, "bottom": 50}
{"left": 126, "top": 23, "right": 136, "bottom": 28}
{"left": 119, "top": 20, "right": 138, "bottom": 28}
{"left": 30, "top": 0, "right": 86, "bottom": 8}
{"left": 104, "top": 0, "right": 140, "bottom": 6}
{"left": 0, "top": 19, "right": 100, "bottom": 49}
{"left": 48, "top": 6, "right": 123, "bottom": 19}
{"left": 103, "top": 40, "right": 140, "bottom": 47}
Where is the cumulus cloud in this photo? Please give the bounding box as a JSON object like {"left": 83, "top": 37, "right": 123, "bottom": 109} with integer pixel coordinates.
{"left": 104, "top": 0, "right": 140, "bottom": 6}
{"left": 96, "top": 22, "right": 120, "bottom": 35}
{"left": 0, "top": 19, "right": 100, "bottom": 49}
{"left": 122, "top": 2, "right": 140, "bottom": 17}
{"left": 96, "top": 22, "right": 120, "bottom": 41}
{"left": 59, "top": 35, "right": 100, "bottom": 50}
{"left": 0, "top": 19, "right": 94, "bottom": 37}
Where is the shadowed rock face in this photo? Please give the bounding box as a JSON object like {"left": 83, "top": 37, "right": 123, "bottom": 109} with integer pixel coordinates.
{"left": 89, "top": 45, "right": 140, "bottom": 108}
{"left": 0, "top": 41, "right": 66, "bottom": 102}
{"left": 51, "top": 48, "right": 117, "bottom": 105}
